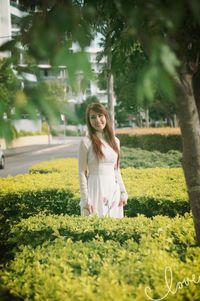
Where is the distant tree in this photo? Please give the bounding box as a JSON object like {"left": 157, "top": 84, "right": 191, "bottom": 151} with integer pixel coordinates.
{"left": 0, "top": 58, "right": 20, "bottom": 140}
{"left": 149, "top": 97, "right": 176, "bottom": 127}
{"left": 115, "top": 102, "right": 130, "bottom": 127}
{"left": 113, "top": 47, "right": 146, "bottom": 118}
{"left": 75, "top": 95, "right": 99, "bottom": 124}
{"left": 45, "top": 80, "right": 66, "bottom": 102}
{"left": 65, "top": 104, "right": 80, "bottom": 125}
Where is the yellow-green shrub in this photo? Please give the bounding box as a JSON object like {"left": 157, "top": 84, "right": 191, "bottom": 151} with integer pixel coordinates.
{"left": 29, "top": 158, "right": 78, "bottom": 175}
{"left": 6, "top": 212, "right": 195, "bottom": 257}
{"left": 0, "top": 159, "right": 190, "bottom": 226}
{"left": 0, "top": 160, "right": 79, "bottom": 232}
{"left": 1, "top": 213, "right": 199, "bottom": 301}
{"left": 2, "top": 239, "right": 199, "bottom": 301}
{"left": 0, "top": 173, "right": 79, "bottom": 225}
{"left": 30, "top": 158, "right": 189, "bottom": 217}
{"left": 30, "top": 159, "right": 187, "bottom": 203}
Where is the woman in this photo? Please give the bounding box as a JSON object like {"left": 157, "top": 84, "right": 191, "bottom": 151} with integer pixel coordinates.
{"left": 78, "top": 102, "right": 128, "bottom": 218}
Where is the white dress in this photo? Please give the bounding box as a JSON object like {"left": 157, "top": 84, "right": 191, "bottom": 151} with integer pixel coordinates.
{"left": 78, "top": 134, "right": 128, "bottom": 218}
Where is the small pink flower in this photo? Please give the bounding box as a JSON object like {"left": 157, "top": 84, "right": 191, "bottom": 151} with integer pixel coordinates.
{"left": 102, "top": 196, "right": 108, "bottom": 205}
{"left": 111, "top": 200, "right": 116, "bottom": 208}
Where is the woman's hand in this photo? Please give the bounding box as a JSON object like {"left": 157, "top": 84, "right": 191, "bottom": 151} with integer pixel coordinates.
{"left": 84, "top": 203, "right": 94, "bottom": 214}
{"left": 118, "top": 200, "right": 126, "bottom": 207}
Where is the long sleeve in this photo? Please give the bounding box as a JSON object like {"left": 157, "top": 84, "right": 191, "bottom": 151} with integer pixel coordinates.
{"left": 115, "top": 137, "right": 128, "bottom": 203}
{"left": 78, "top": 138, "right": 90, "bottom": 207}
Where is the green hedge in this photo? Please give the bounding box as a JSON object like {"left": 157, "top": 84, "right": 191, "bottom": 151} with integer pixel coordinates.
{"left": 1, "top": 213, "right": 199, "bottom": 301}
{"left": 0, "top": 188, "right": 79, "bottom": 223}
{"left": 117, "top": 134, "right": 182, "bottom": 152}
{"left": 120, "top": 147, "right": 182, "bottom": 168}
{"left": 0, "top": 160, "right": 190, "bottom": 227}
{"left": 5, "top": 213, "right": 195, "bottom": 256}
{"left": 0, "top": 152, "right": 198, "bottom": 301}
{"left": 0, "top": 160, "right": 191, "bottom": 270}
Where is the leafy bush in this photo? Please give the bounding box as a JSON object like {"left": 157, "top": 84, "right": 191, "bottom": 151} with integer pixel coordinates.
{"left": 5, "top": 212, "right": 195, "bottom": 254}
{"left": 30, "top": 158, "right": 188, "bottom": 216}
{"left": 120, "top": 147, "right": 182, "bottom": 168}
{"left": 1, "top": 213, "right": 199, "bottom": 301}
{"left": 0, "top": 152, "right": 197, "bottom": 301}
{"left": 117, "top": 133, "right": 182, "bottom": 152}
{"left": 0, "top": 171, "right": 79, "bottom": 225}
{"left": 29, "top": 157, "right": 78, "bottom": 174}
{"left": 0, "top": 159, "right": 189, "bottom": 233}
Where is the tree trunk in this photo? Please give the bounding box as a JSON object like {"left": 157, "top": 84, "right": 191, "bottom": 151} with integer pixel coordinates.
{"left": 192, "top": 68, "right": 200, "bottom": 119}
{"left": 175, "top": 71, "right": 200, "bottom": 245}
{"left": 145, "top": 108, "right": 149, "bottom": 127}
{"left": 107, "top": 49, "right": 115, "bottom": 128}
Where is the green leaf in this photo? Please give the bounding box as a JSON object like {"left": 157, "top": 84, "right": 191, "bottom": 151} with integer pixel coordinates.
{"left": 160, "top": 44, "right": 180, "bottom": 76}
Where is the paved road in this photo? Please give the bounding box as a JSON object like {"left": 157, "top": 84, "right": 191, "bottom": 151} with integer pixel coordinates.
{"left": 0, "top": 137, "right": 81, "bottom": 178}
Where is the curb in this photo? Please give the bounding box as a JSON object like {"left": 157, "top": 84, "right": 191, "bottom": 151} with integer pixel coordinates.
{"left": 4, "top": 144, "right": 57, "bottom": 157}
{"left": 4, "top": 137, "right": 82, "bottom": 158}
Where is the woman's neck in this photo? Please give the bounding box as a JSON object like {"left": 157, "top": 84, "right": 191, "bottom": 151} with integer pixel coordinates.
{"left": 96, "top": 131, "right": 104, "bottom": 139}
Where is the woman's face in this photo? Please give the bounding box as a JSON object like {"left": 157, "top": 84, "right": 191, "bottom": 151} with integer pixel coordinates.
{"left": 89, "top": 110, "right": 107, "bottom": 132}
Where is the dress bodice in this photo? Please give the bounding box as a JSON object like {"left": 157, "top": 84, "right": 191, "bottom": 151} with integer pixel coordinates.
{"left": 87, "top": 138, "right": 118, "bottom": 175}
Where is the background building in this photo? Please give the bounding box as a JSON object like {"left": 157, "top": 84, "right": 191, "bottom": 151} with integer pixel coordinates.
{"left": 0, "top": 0, "right": 107, "bottom": 102}
{"left": 0, "top": 0, "right": 107, "bottom": 133}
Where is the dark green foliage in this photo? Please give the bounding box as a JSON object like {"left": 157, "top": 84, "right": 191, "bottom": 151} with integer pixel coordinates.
{"left": 0, "top": 186, "right": 190, "bottom": 234}
{"left": 124, "top": 197, "right": 190, "bottom": 218}
{"left": 75, "top": 95, "right": 100, "bottom": 124}
{"left": 117, "top": 134, "right": 182, "bottom": 152}
{"left": 0, "top": 190, "right": 79, "bottom": 225}
{"left": 0, "top": 58, "right": 21, "bottom": 142}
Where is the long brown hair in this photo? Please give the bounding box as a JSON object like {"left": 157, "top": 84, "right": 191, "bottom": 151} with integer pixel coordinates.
{"left": 86, "top": 102, "right": 119, "bottom": 165}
